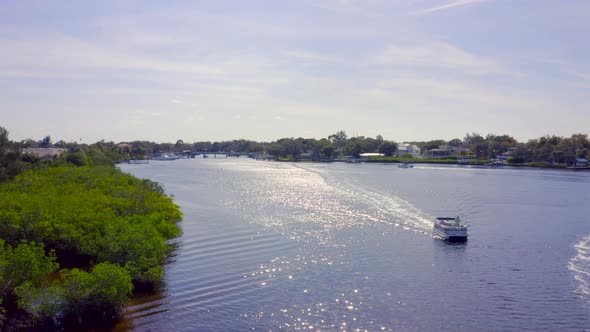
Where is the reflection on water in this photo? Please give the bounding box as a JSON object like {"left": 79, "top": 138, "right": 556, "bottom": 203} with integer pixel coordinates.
{"left": 119, "top": 159, "right": 590, "bottom": 331}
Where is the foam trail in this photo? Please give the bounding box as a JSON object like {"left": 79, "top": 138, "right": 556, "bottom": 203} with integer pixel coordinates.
{"left": 568, "top": 234, "right": 590, "bottom": 303}
{"left": 295, "top": 164, "right": 434, "bottom": 234}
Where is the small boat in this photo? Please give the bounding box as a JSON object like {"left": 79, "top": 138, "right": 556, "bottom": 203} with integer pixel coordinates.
{"left": 398, "top": 162, "right": 414, "bottom": 168}
{"left": 128, "top": 159, "right": 149, "bottom": 164}
{"left": 151, "top": 153, "right": 178, "bottom": 161}
{"left": 433, "top": 216, "right": 468, "bottom": 242}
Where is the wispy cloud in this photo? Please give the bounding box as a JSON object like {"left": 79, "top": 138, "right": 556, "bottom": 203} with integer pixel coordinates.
{"left": 417, "top": 0, "right": 490, "bottom": 14}
{"left": 0, "top": 34, "right": 224, "bottom": 76}
{"left": 564, "top": 70, "right": 590, "bottom": 82}
{"left": 282, "top": 50, "right": 335, "bottom": 63}
{"left": 372, "top": 41, "right": 504, "bottom": 75}
{"left": 311, "top": 0, "right": 381, "bottom": 17}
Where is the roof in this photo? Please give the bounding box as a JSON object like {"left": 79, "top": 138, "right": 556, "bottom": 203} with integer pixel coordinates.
{"left": 23, "top": 148, "right": 66, "bottom": 158}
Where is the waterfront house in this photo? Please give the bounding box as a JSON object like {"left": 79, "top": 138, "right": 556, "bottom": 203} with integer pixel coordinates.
{"left": 423, "top": 145, "right": 452, "bottom": 159}
{"left": 423, "top": 145, "right": 468, "bottom": 159}
{"left": 575, "top": 158, "right": 588, "bottom": 167}
{"left": 396, "top": 143, "right": 421, "bottom": 158}
{"left": 298, "top": 150, "right": 320, "bottom": 161}
{"left": 23, "top": 148, "right": 66, "bottom": 159}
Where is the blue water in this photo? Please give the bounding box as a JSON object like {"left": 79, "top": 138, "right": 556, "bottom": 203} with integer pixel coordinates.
{"left": 119, "top": 159, "right": 590, "bottom": 331}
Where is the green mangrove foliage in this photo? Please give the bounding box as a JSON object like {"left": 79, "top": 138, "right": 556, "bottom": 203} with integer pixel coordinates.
{"left": 0, "top": 166, "right": 182, "bottom": 328}
{"left": 16, "top": 262, "right": 133, "bottom": 324}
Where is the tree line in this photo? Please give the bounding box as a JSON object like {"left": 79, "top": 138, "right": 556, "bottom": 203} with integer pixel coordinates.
{"left": 5, "top": 128, "right": 590, "bottom": 168}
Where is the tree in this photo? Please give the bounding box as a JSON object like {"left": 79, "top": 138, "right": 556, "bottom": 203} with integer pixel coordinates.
{"left": 0, "top": 127, "right": 8, "bottom": 152}
{"left": 448, "top": 138, "right": 463, "bottom": 147}
{"left": 21, "top": 139, "right": 37, "bottom": 148}
{"left": 321, "top": 145, "right": 335, "bottom": 159}
{"left": 328, "top": 130, "right": 348, "bottom": 149}
{"left": 359, "top": 137, "right": 379, "bottom": 153}
{"left": 379, "top": 141, "right": 398, "bottom": 157}
{"left": 175, "top": 139, "right": 185, "bottom": 152}
{"left": 419, "top": 140, "right": 446, "bottom": 151}
{"left": 0, "top": 127, "right": 23, "bottom": 183}
{"left": 55, "top": 262, "right": 132, "bottom": 325}
{"left": 0, "top": 240, "right": 58, "bottom": 300}
{"left": 344, "top": 141, "right": 362, "bottom": 158}
{"left": 376, "top": 135, "right": 383, "bottom": 146}
{"left": 39, "top": 136, "right": 52, "bottom": 148}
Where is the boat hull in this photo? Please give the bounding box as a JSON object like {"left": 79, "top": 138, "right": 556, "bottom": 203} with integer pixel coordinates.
{"left": 433, "top": 228, "right": 468, "bottom": 242}
{"left": 447, "top": 235, "right": 468, "bottom": 242}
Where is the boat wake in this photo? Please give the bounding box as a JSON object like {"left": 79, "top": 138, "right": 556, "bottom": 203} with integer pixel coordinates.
{"left": 221, "top": 162, "right": 433, "bottom": 247}
{"left": 568, "top": 234, "right": 590, "bottom": 303}
{"left": 321, "top": 175, "right": 433, "bottom": 234}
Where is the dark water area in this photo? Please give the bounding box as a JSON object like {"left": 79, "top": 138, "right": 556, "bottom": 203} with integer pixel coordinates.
{"left": 118, "top": 159, "right": 590, "bottom": 331}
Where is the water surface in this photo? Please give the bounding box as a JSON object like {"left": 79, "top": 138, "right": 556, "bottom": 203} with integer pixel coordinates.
{"left": 119, "top": 159, "right": 590, "bottom": 331}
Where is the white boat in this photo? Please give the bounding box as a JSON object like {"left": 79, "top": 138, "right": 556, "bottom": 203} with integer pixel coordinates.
{"left": 433, "top": 217, "right": 468, "bottom": 242}
{"left": 151, "top": 153, "right": 178, "bottom": 161}
{"left": 398, "top": 162, "right": 414, "bottom": 168}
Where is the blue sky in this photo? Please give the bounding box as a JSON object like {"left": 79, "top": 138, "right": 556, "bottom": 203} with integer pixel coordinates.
{"left": 1, "top": 0, "right": 589, "bottom": 143}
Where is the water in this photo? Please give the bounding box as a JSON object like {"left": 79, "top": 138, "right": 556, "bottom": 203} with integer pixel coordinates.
{"left": 118, "top": 159, "right": 590, "bottom": 331}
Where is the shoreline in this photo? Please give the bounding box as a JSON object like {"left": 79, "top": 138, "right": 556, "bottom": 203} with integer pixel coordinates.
{"left": 274, "top": 158, "right": 590, "bottom": 171}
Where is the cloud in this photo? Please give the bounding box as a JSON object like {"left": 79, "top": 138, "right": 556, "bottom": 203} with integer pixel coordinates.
{"left": 372, "top": 41, "right": 504, "bottom": 75}
{"left": 562, "top": 69, "right": 590, "bottom": 82}
{"left": 282, "top": 51, "right": 335, "bottom": 63}
{"left": 416, "top": 0, "right": 490, "bottom": 14}
{"left": 311, "top": 0, "right": 381, "bottom": 17}
{"left": 0, "top": 34, "right": 224, "bottom": 76}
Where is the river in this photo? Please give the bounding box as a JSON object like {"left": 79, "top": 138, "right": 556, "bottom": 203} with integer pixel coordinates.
{"left": 117, "top": 159, "right": 590, "bottom": 331}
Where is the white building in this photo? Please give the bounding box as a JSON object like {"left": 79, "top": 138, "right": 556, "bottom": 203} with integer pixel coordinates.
{"left": 397, "top": 143, "right": 421, "bottom": 158}
{"left": 23, "top": 148, "right": 66, "bottom": 159}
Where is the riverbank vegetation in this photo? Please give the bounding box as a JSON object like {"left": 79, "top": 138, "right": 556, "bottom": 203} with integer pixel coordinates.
{"left": 0, "top": 128, "right": 182, "bottom": 330}
{"left": 7, "top": 127, "right": 589, "bottom": 167}
{"left": 118, "top": 131, "right": 590, "bottom": 166}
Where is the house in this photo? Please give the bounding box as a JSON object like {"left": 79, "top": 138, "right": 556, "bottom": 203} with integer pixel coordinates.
{"left": 496, "top": 147, "right": 517, "bottom": 162}
{"left": 497, "top": 151, "right": 512, "bottom": 163}
{"left": 396, "top": 143, "right": 421, "bottom": 158}
{"left": 575, "top": 158, "right": 588, "bottom": 167}
{"left": 298, "top": 150, "right": 320, "bottom": 160}
{"left": 423, "top": 145, "right": 469, "bottom": 159}
{"left": 22, "top": 148, "right": 66, "bottom": 159}
{"left": 117, "top": 143, "right": 132, "bottom": 151}
{"left": 423, "top": 145, "right": 453, "bottom": 159}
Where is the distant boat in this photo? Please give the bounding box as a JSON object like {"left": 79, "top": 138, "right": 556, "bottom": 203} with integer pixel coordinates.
{"left": 398, "top": 162, "right": 414, "bottom": 168}
{"left": 433, "top": 217, "right": 468, "bottom": 242}
{"left": 151, "top": 154, "right": 178, "bottom": 161}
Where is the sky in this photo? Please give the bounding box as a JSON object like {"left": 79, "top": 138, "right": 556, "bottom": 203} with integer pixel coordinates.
{"left": 1, "top": 0, "right": 589, "bottom": 144}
